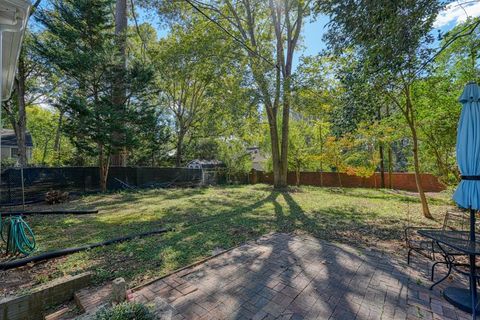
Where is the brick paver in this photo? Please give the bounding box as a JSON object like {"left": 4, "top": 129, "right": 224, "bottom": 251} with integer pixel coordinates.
{"left": 132, "top": 233, "right": 473, "bottom": 319}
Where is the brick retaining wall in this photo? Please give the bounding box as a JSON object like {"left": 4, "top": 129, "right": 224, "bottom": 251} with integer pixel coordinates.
{"left": 250, "top": 171, "right": 446, "bottom": 192}
{"left": 0, "top": 272, "right": 92, "bottom": 320}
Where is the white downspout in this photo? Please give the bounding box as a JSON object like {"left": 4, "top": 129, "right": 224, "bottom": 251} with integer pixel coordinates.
{"left": 0, "top": 8, "right": 27, "bottom": 205}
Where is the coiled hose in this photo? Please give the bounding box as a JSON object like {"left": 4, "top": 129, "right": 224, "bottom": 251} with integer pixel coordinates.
{"left": 0, "top": 214, "right": 36, "bottom": 255}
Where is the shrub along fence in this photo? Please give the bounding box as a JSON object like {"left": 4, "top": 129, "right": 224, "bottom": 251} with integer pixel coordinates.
{"left": 0, "top": 167, "right": 205, "bottom": 205}
{"left": 249, "top": 170, "right": 446, "bottom": 192}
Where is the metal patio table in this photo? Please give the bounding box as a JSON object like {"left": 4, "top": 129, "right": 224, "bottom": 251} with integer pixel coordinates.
{"left": 418, "top": 229, "right": 480, "bottom": 319}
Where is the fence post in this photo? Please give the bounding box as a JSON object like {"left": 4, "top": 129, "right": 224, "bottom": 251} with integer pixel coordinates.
{"left": 7, "top": 169, "right": 12, "bottom": 203}
{"left": 135, "top": 167, "right": 139, "bottom": 188}
{"left": 20, "top": 167, "right": 25, "bottom": 210}
{"left": 250, "top": 169, "right": 257, "bottom": 184}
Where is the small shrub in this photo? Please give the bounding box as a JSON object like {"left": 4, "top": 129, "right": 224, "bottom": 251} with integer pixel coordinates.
{"left": 94, "top": 302, "right": 155, "bottom": 320}
{"left": 1, "top": 158, "right": 17, "bottom": 169}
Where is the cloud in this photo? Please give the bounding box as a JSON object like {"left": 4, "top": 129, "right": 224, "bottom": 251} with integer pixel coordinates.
{"left": 434, "top": 1, "right": 480, "bottom": 28}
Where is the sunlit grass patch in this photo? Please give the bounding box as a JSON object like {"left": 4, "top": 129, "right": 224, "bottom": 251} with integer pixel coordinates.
{"left": 3, "top": 184, "right": 453, "bottom": 291}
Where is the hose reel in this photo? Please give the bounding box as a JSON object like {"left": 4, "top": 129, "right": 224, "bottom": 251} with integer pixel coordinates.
{"left": 0, "top": 214, "right": 36, "bottom": 255}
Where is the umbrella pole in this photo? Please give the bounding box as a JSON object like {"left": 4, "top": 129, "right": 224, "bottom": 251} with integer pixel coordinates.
{"left": 469, "top": 253, "right": 477, "bottom": 319}
{"left": 470, "top": 208, "right": 477, "bottom": 318}
{"left": 471, "top": 208, "right": 476, "bottom": 243}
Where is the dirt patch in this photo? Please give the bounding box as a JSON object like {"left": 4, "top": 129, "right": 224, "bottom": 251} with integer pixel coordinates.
{"left": 0, "top": 257, "right": 67, "bottom": 297}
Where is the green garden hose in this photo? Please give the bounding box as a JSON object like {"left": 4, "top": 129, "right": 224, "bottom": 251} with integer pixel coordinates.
{"left": 0, "top": 214, "right": 36, "bottom": 255}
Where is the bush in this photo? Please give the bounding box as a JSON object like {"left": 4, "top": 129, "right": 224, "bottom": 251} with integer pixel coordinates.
{"left": 95, "top": 302, "right": 155, "bottom": 320}
{"left": 1, "top": 158, "right": 17, "bottom": 170}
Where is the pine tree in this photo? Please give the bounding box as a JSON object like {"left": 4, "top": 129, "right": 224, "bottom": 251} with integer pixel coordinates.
{"left": 34, "top": 0, "right": 153, "bottom": 191}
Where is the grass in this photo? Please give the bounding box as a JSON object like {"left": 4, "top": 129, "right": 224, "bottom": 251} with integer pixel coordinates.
{"left": 1, "top": 184, "right": 454, "bottom": 294}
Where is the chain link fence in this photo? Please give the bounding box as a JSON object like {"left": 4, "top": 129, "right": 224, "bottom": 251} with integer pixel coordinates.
{"left": 0, "top": 167, "right": 208, "bottom": 205}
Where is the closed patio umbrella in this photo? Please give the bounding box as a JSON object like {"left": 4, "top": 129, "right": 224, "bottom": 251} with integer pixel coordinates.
{"left": 452, "top": 82, "right": 480, "bottom": 317}
{"left": 454, "top": 82, "right": 480, "bottom": 212}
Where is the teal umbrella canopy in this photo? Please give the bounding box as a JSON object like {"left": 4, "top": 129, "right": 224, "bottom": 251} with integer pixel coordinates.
{"left": 453, "top": 82, "right": 480, "bottom": 209}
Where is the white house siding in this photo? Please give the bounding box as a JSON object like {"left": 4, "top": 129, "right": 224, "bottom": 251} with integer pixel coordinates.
{"left": 1, "top": 146, "right": 32, "bottom": 162}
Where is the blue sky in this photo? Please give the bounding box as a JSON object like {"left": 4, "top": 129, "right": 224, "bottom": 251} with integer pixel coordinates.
{"left": 34, "top": 0, "right": 480, "bottom": 69}
{"left": 296, "top": 15, "right": 329, "bottom": 63}
{"left": 136, "top": 9, "right": 330, "bottom": 69}
{"left": 276, "top": 1, "right": 480, "bottom": 69}
{"left": 299, "top": 1, "right": 480, "bottom": 61}
{"left": 137, "top": 0, "right": 480, "bottom": 71}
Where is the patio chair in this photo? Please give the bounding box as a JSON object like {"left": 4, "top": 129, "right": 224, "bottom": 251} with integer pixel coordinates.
{"left": 405, "top": 209, "right": 464, "bottom": 262}
{"left": 405, "top": 208, "right": 474, "bottom": 289}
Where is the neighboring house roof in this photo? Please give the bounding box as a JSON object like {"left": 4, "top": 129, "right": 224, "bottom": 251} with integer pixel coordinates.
{"left": 187, "top": 159, "right": 226, "bottom": 169}
{"left": 1, "top": 0, "right": 31, "bottom": 101}
{"left": 0, "top": 129, "right": 33, "bottom": 147}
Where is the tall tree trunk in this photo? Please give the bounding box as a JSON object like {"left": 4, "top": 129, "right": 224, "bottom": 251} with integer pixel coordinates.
{"left": 175, "top": 130, "right": 185, "bottom": 167}
{"left": 98, "top": 143, "right": 110, "bottom": 192}
{"left": 13, "top": 56, "right": 27, "bottom": 167}
{"left": 41, "top": 137, "right": 51, "bottom": 164}
{"left": 53, "top": 110, "right": 64, "bottom": 165}
{"left": 411, "top": 125, "right": 432, "bottom": 218}
{"left": 377, "top": 108, "right": 385, "bottom": 188}
{"left": 112, "top": 0, "right": 128, "bottom": 167}
{"left": 319, "top": 121, "right": 324, "bottom": 187}
{"left": 405, "top": 87, "right": 432, "bottom": 219}
{"left": 223, "top": 0, "right": 304, "bottom": 190}
{"left": 386, "top": 105, "right": 393, "bottom": 189}
{"left": 268, "top": 0, "right": 303, "bottom": 190}
{"left": 265, "top": 104, "right": 282, "bottom": 188}
{"left": 388, "top": 146, "right": 393, "bottom": 189}
{"left": 379, "top": 144, "right": 385, "bottom": 188}
{"left": 278, "top": 79, "right": 291, "bottom": 189}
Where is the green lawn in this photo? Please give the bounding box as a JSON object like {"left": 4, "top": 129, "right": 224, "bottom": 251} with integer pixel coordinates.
{"left": 2, "top": 185, "right": 453, "bottom": 293}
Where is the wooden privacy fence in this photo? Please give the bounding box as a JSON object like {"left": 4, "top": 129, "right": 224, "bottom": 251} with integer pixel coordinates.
{"left": 249, "top": 171, "right": 446, "bottom": 192}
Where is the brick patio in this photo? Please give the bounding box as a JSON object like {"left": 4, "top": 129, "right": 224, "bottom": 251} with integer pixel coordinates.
{"left": 131, "top": 233, "right": 473, "bottom": 319}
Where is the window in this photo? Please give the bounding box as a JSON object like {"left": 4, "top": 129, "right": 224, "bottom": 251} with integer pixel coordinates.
{"left": 10, "top": 147, "right": 18, "bottom": 158}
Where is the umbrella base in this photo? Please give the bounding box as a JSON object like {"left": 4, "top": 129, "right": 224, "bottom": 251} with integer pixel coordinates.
{"left": 444, "top": 287, "right": 480, "bottom": 314}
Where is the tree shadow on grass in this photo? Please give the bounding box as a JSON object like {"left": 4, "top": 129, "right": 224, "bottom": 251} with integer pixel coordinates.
{"left": 321, "top": 187, "right": 452, "bottom": 206}
{"left": 33, "top": 190, "right": 399, "bottom": 279}
{"left": 3, "top": 187, "right": 446, "bottom": 304}
{"left": 278, "top": 192, "right": 405, "bottom": 246}
{"left": 13, "top": 191, "right": 282, "bottom": 285}
{"left": 2, "top": 188, "right": 464, "bottom": 320}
